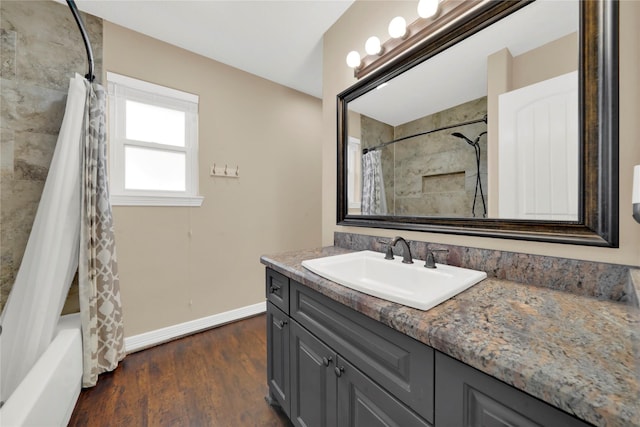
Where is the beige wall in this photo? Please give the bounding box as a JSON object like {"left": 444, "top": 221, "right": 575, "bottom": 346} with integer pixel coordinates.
{"left": 323, "top": 1, "right": 640, "bottom": 266}
{"left": 104, "top": 22, "right": 322, "bottom": 336}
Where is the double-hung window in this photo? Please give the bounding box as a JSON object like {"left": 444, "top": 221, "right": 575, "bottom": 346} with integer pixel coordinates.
{"left": 107, "top": 72, "right": 202, "bottom": 206}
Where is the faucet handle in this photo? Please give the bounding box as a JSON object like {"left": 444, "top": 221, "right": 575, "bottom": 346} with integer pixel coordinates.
{"left": 425, "top": 252, "right": 437, "bottom": 268}
{"left": 424, "top": 248, "right": 449, "bottom": 268}
{"left": 377, "top": 239, "right": 394, "bottom": 260}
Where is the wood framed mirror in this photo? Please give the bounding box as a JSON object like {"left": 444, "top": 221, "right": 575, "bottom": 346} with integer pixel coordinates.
{"left": 337, "top": 0, "right": 618, "bottom": 247}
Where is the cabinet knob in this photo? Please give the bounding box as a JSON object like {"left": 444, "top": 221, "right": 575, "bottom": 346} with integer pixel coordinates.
{"left": 270, "top": 285, "right": 281, "bottom": 294}
{"left": 322, "top": 356, "right": 333, "bottom": 367}
{"left": 278, "top": 320, "right": 288, "bottom": 327}
{"left": 334, "top": 366, "right": 344, "bottom": 377}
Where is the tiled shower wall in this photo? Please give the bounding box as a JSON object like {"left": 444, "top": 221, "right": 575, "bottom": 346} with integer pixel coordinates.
{"left": 360, "top": 97, "right": 487, "bottom": 217}
{"left": 0, "top": 1, "right": 102, "bottom": 312}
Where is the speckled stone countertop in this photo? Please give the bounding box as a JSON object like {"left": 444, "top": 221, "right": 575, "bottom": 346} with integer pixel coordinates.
{"left": 261, "top": 247, "right": 640, "bottom": 427}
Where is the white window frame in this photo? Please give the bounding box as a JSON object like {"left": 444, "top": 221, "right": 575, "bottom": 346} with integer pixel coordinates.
{"left": 107, "top": 72, "right": 203, "bottom": 206}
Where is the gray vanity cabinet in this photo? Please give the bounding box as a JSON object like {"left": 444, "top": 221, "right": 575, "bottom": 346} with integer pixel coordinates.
{"left": 266, "top": 268, "right": 434, "bottom": 427}
{"left": 435, "top": 352, "right": 591, "bottom": 427}
{"left": 266, "top": 268, "right": 590, "bottom": 427}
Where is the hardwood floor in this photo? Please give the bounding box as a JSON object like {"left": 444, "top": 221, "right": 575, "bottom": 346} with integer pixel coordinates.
{"left": 68, "top": 314, "right": 292, "bottom": 427}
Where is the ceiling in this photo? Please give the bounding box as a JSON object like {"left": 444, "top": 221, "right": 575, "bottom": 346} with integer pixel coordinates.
{"left": 67, "top": 0, "right": 354, "bottom": 98}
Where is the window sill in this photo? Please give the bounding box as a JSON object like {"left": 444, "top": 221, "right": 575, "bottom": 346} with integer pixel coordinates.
{"left": 110, "top": 194, "right": 204, "bottom": 207}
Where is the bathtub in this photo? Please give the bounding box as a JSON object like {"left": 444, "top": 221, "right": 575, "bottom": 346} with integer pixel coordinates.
{"left": 0, "top": 313, "right": 83, "bottom": 426}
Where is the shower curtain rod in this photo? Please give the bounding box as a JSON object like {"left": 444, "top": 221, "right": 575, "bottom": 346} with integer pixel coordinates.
{"left": 362, "top": 115, "right": 487, "bottom": 154}
{"left": 66, "top": 0, "right": 95, "bottom": 82}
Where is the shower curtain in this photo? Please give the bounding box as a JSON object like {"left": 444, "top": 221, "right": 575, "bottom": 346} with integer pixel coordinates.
{"left": 361, "top": 150, "right": 388, "bottom": 215}
{"left": 0, "top": 74, "right": 124, "bottom": 402}
{"left": 0, "top": 74, "right": 86, "bottom": 403}
{"left": 79, "top": 79, "right": 125, "bottom": 387}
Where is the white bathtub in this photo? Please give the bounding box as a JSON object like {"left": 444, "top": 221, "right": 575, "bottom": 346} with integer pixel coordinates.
{"left": 0, "top": 313, "right": 82, "bottom": 426}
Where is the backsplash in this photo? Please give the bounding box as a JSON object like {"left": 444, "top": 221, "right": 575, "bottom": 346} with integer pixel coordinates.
{"left": 334, "top": 232, "right": 639, "bottom": 305}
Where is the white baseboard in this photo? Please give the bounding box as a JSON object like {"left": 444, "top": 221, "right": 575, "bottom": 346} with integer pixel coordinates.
{"left": 124, "top": 301, "right": 266, "bottom": 353}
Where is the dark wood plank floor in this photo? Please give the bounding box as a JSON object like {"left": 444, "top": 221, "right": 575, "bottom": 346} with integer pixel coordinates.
{"left": 68, "top": 314, "right": 292, "bottom": 427}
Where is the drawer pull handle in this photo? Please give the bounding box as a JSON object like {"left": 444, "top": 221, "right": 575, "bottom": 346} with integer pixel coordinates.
{"left": 334, "top": 366, "right": 344, "bottom": 377}
{"left": 270, "top": 285, "right": 281, "bottom": 294}
{"left": 278, "top": 320, "right": 288, "bottom": 327}
{"left": 322, "top": 356, "right": 333, "bottom": 367}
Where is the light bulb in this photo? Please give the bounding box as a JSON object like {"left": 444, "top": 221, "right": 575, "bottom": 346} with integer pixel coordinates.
{"left": 418, "top": 0, "right": 439, "bottom": 18}
{"left": 365, "top": 36, "right": 382, "bottom": 55}
{"left": 346, "top": 50, "right": 361, "bottom": 68}
{"left": 388, "top": 16, "right": 407, "bottom": 39}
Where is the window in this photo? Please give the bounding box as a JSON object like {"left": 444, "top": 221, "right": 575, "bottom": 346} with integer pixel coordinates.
{"left": 107, "top": 72, "right": 202, "bottom": 206}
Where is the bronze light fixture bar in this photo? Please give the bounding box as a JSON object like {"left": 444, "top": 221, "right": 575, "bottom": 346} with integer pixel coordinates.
{"left": 353, "top": 0, "right": 506, "bottom": 79}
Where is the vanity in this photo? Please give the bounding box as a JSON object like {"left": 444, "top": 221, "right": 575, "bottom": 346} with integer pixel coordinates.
{"left": 261, "top": 246, "right": 639, "bottom": 427}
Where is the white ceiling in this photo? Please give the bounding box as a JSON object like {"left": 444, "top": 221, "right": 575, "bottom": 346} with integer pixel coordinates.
{"left": 68, "top": 0, "right": 354, "bottom": 98}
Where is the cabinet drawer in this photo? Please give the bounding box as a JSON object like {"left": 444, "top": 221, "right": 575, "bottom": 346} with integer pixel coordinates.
{"left": 291, "top": 281, "right": 434, "bottom": 424}
{"left": 266, "top": 268, "right": 289, "bottom": 314}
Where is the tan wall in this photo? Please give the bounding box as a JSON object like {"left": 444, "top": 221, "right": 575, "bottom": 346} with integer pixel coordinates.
{"left": 323, "top": 1, "right": 640, "bottom": 266}
{"left": 512, "top": 32, "right": 578, "bottom": 90}
{"left": 104, "top": 22, "right": 322, "bottom": 336}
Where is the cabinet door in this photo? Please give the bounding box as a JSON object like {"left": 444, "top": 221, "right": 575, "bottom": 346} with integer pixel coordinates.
{"left": 290, "top": 320, "right": 337, "bottom": 427}
{"left": 267, "top": 302, "right": 290, "bottom": 416}
{"left": 435, "top": 352, "right": 590, "bottom": 427}
{"left": 337, "top": 357, "right": 432, "bottom": 427}
{"left": 291, "top": 281, "right": 434, "bottom": 423}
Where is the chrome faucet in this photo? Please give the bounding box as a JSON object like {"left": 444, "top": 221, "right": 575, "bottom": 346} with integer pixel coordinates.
{"left": 389, "top": 236, "right": 413, "bottom": 264}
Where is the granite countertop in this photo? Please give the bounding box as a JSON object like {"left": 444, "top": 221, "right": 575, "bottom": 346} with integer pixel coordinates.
{"left": 261, "top": 247, "right": 640, "bottom": 427}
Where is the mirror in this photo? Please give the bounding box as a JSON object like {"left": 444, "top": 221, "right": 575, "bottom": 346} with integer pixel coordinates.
{"left": 337, "top": 0, "right": 618, "bottom": 247}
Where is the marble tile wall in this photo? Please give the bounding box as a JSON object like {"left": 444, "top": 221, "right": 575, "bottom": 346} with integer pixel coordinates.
{"left": 334, "top": 232, "right": 638, "bottom": 304}
{"left": 0, "top": 1, "right": 102, "bottom": 312}
{"left": 359, "top": 97, "right": 487, "bottom": 217}
{"left": 394, "top": 97, "right": 487, "bottom": 218}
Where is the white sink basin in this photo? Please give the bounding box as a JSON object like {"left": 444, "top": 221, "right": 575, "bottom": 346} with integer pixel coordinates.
{"left": 301, "top": 250, "right": 487, "bottom": 311}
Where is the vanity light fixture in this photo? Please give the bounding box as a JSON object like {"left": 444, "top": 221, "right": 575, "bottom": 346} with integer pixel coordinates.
{"left": 365, "top": 36, "right": 383, "bottom": 55}
{"left": 346, "top": 50, "right": 362, "bottom": 68}
{"left": 347, "top": 0, "right": 480, "bottom": 79}
{"left": 388, "top": 16, "right": 408, "bottom": 39}
{"left": 418, "top": 0, "right": 440, "bottom": 19}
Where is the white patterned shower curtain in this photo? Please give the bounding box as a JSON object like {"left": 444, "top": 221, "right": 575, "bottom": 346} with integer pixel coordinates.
{"left": 79, "top": 79, "right": 125, "bottom": 387}
{"left": 0, "top": 74, "right": 124, "bottom": 401}
{"left": 361, "top": 150, "right": 388, "bottom": 215}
